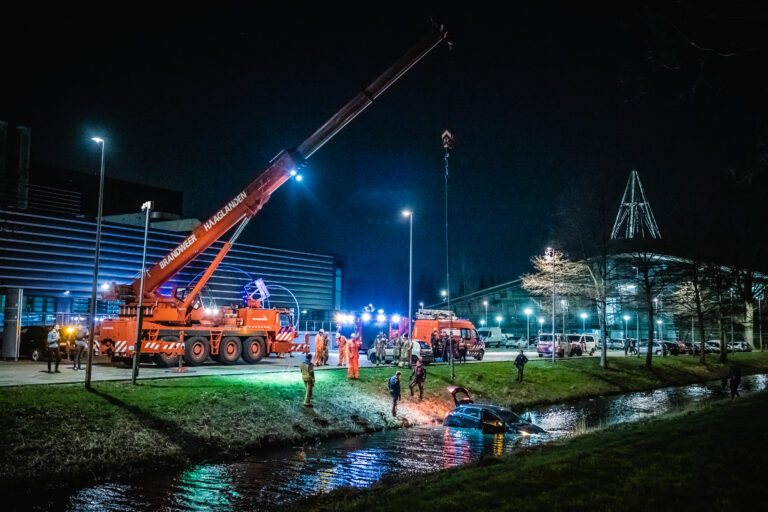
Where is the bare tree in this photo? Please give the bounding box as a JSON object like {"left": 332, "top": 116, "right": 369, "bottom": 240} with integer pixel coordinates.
{"left": 671, "top": 258, "right": 718, "bottom": 363}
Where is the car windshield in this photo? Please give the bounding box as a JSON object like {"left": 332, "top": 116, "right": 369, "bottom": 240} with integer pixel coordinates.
{"left": 539, "top": 335, "right": 553, "bottom": 342}
{"left": 493, "top": 408, "right": 524, "bottom": 424}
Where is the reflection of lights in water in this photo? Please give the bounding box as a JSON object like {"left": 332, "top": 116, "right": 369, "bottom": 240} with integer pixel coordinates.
{"left": 493, "top": 433, "right": 504, "bottom": 456}
{"left": 175, "top": 464, "right": 238, "bottom": 510}
{"left": 441, "top": 428, "right": 473, "bottom": 469}
{"left": 338, "top": 449, "right": 388, "bottom": 488}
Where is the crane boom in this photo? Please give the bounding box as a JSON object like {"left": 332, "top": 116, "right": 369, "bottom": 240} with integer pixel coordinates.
{"left": 136, "top": 22, "right": 450, "bottom": 300}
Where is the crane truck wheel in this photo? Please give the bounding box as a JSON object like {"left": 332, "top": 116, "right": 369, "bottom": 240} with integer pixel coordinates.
{"left": 214, "top": 337, "right": 242, "bottom": 364}
{"left": 154, "top": 336, "right": 181, "bottom": 367}
{"left": 242, "top": 337, "right": 266, "bottom": 363}
{"left": 183, "top": 336, "right": 210, "bottom": 366}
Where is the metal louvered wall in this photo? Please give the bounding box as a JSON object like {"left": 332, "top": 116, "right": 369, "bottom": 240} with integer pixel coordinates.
{"left": 0, "top": 209, "right": 338, "bottom": 325}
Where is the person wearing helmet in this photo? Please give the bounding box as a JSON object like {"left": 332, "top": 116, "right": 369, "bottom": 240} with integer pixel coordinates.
{"left": 347, "top": 333, "right": 361, "bottom": 379}
{"left": 47, "top": 325, "right": 61, "bottom": 373}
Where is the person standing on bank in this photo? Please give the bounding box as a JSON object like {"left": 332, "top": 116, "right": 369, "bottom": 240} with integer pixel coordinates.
{"left": 409, "top": 359, "right": 427, "bottom": 400}
{"left": 347, "top": 334, "right": 361, "bottom": 379}
{"left": 47, "top": 324, "right": 61, "bottom": 374}
{"left": 314, "top": 330, "right": 325, "bottom": 366}
{"left": 514, "top": 349, "right": 528, "bottom": 382}
{"left": 73, "top": 325, "right": 88, "bottom": 370}
{"left": 301, "top": 353, "right": 315, "bottom": 407}
{"left": 321, "top": 331, "right": 330, "bottom": 365}
{"left": 337, "top": 333, "right": 348, "bottom": 367}
{"left": 729, "top": 366, "right": 742, "bottom": 398}
{"left": 375, "top": 334, "right": 387, "bottom": 367}
{"left": 392, "top": 336, "right": 402, "bottom": 367}
{"left": 389, "top": 370, "right": 402, "bottom": 416}
{"left": 458, "top": 336, "right": 468, "bottom": 364}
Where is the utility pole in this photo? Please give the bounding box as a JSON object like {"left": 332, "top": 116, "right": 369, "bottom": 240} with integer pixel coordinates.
{"left": 85, "top": 137, "right": 105, "bottom": 391}
{"left": 442, "top": 129, "right": 455, "bottom": 382}
{"left": 131, "top": 201, "right": 153, "bottom": 385}
{"left": 546, "top": 248, "right": 556, "bottom": 363}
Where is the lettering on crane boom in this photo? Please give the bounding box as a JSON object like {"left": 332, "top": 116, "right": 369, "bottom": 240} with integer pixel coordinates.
{"left": 204, "top": 191, "right": 248, "bottom": 232}
{"left": 159, "top": 234, "right": 198, "bottom": 269}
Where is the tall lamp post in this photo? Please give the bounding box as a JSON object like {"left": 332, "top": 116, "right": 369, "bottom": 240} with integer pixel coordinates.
{"left": 442, "top": 129, "right": 455, "bottom": 382}
{"left": 483, "top": 301, "right": 488, "bottom": 327}
{"left": 623, "top": 315, "right": 630, "bottom": 341}
{"left": 496, "top": 315, "right": 502, "bottom": 329}
{"left": 402, "top": 209, "right": 413, "bottom": 339}
{"left": 524, "top": 308, "right": 532, "bottom": 343}
{"left": 580, "top": 312, "right": 588, "bottom": 332}
{"left": 546, "top": 247, "right": 556, "bottom": 363}
{"left": 85, "top": 137, "right": 106, "bottom": 390}
{"left": 538, "top": 317, "right": 544, "bottom": 335}
{"left": 131, "top": 201, "right": 153, "bottom": 385}
{"left": 657, "top": 319, "right": 664, "bottom": 356}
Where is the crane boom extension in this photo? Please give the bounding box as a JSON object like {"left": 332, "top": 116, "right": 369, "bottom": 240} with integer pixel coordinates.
{"left": 136, "top": 23, "right": 449, "bottom": 300}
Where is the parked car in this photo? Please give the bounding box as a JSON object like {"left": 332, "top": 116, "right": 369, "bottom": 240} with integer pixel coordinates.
{"left": 19, "top": 325, "right": 57, "bottom": 361}
{"left": 730, "top": 341, "right": 752, "bottom": 352}
{"left": 603, "top": 338, "right": 626, "bottom": 351}
{"left": 477, "top": 327, "right": 505, "bottom": 348}
{"left": 661, "top": 340, "right": 687, "bottom": 355}
{"left": 504, "top": 335, "right": 526, "bottom": 349}
{"left": 443, "top": 386, "right": 545, "bottom": 435}
{"left": 705, "top": 340, "right": 733, "bottom": 354}
{"left": 366, "top": 339, "right": 434, "bottom": 365}
{"left": 637, "top": 340, "right": 667, "bottom": 356}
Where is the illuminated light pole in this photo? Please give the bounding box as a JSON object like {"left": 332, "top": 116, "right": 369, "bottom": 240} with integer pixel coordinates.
{"left": 657, "top": 319, "right": 664, "bottom": 356}
{"left": 580, "top": 312, "right": 588, "bottom": 332}
{"left": 546, "top": 247, "right": 556, "bottom": 363}
{"left": 402, "top": 209, "right": 413, "bottom": 339}
{"left": 85, "top": 137, "right": 105, "bottom": 390}
{"left": 524, "top": 308, "right": 533, "bottom": 343}
{"left": 623, "top": 315, "right": 630, "bottom": 342}
{"left": 131, "top": 200, "right": 154, "bottom": 385}
{"left": 483, "top": 300, "right": 488, "bottom": 327}
{"left": 419, "top": 302, "right": 424, "bottom": 314}
{"left": 480, "top": 319, "right": 485, "bottom": 327}
{"left": 538, "top": 317, "right": 544, "bottom": 335}
{"left": 496, "top": 315, "right": 502, "bottom": 329}
{"left": 442, "top": 129, "right": 455, "bottom": 382}
{"left": 561, "top": 299, "right": 567, "bottom": 334}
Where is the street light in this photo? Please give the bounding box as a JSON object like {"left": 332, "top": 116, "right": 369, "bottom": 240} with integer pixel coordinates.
{"left": 580, "top": 312, "right": 588, "bottom": 332}
{"left": 496, "top": 315, "right": 502, "bottom": 328}
{"left": 483, "top": 300, "right": 488, "bottom": 327}
{"left": 538, "top": 317, "right": 544, "bottom": 334}
{"left": 480, "top": 319, "right": 485, "bottom": 327}
{"left": 561, "top": 299, "right": 567, "bottom": 334}
{"left": 657, "top": 319, "right": 664, "bottom": 355}
{"left": 402, "top": 209, "right": 413, "bottom": 339}
{"left": 419, "top": 302, "right": 424, "bottom": 313}
{"left": 131, "top": 200, "right": 154, "bottom": 385}
{"left": 623, "top": 315, "right": 630, "bottom": 342}
{"left": 85, "top": 137, "right": 106, "bottom": 390}
{"left": 524, "top": 308, "right": 533, "bottom": 343}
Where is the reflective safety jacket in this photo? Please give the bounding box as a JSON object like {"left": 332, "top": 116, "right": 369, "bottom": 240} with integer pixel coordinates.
{"left": 301, "top": 362, "right": 315, "bottom": 383}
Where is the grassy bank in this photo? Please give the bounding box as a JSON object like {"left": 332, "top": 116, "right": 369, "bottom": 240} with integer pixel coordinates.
{"left": 296, "top": 381, "right": 768, "bottom": 511}
{"left": 2, "top": 352, "right": 767, "bottom": 494}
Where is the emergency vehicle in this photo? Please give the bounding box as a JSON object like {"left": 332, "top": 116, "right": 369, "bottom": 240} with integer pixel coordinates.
{"left": 411, "top": 309, "right": 485, "bottom": 360}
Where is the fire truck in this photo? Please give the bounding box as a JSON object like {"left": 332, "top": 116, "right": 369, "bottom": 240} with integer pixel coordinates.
{"left": 96, "top": 23, "right": 450, "bottom": 367}
{"left": 411, "top": 309, "right": 485, "bottom": 360}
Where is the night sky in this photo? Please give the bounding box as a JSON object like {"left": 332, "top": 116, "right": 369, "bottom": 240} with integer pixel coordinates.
{"left": 4, "top": 3, "right": 766, "bottom": 312}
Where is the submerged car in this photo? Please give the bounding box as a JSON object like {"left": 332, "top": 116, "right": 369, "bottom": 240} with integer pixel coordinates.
{"left": 443, "top": 386, "right": 545, "bottom": 435}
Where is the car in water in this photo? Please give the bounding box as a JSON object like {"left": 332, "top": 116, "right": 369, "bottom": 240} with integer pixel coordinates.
{"left": 443, "top": 386, "right": 545, "bottom": 435}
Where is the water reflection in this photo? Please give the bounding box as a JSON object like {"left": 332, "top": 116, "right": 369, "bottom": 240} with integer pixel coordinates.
{"left": 50, "top": 374, "right": 767, "bottom": 512}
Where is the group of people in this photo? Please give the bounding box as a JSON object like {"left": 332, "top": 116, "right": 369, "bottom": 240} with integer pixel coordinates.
{"left": 313, "top": 329, "right": 362, "bottom": 379}
{"left": 386, "top": 357, "right": 429, "bottom": 416}
{"left": 429, "top": 330, "right": 470, "bottom": 363}
{"left": 46, "top": 324, "right": 90, "bottom": 374}
{"left": 374, "top": 332, "right": 420, "bottom": 368}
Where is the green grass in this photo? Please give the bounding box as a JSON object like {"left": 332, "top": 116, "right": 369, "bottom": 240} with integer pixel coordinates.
{"left": 2, "top": 352, "right": 767, "bottom": 494}
{"left": 295, "top": 383, "right": 768, "bottom": 512}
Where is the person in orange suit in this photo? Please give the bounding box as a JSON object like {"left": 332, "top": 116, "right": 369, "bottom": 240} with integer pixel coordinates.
{"left": 314, "top": 329, "right": 326, "bottom": 366}
{"left": 337, "top": 333, "right": 348, "bottom": 366}
{"left": 347, "top": 333, "right": 361, "bottom": 379}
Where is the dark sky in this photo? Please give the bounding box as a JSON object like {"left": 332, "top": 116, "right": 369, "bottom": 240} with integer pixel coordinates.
{"left": 4, "top": 3, "right": 766, "bottom": 312}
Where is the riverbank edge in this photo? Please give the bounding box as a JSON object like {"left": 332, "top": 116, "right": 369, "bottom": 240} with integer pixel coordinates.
{"left": 2, "top": 353, "right": 766, "bottom": 496}
{"left": 292, "top": 387, "right": 768, "bottom": 512}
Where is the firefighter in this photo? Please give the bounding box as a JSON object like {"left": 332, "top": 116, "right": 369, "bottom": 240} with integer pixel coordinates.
{"left": 392, "top": 336, "right": 402, "bottom": 366}
{"left": 409, "top": 359, "right": 427, "bottom": 400}
{"left": 458, "top": 336, "right": 468, "bottom": 364}
{"left": 400, "top": 336, "right": 412, "bottom": 369}
{"left": 375, "top": 333, "right": 387, "bottom": 366}
{"left": 347, "top": 333, "right": 361, "bottom": 379}
{"left": 321, "top": 331, "right": 330, "bottom": 365}
{"left": 73, "top": 325, "right": 88, "bottom": 371}
{"left": 314, "top": 329, "right": 325, "bottom": 366}
{"left": 337, "top": 333, "right": 348, "bottom": 366}
{"left": 300, "top": 352, "right": 315, "bottom": 407}
{"left": 388, "top": 371, "right": 402, "bottom": 416}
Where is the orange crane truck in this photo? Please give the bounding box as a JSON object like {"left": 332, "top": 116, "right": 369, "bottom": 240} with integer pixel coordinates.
{"left": 96, "top": 23, "right": 450, "bottom": 367}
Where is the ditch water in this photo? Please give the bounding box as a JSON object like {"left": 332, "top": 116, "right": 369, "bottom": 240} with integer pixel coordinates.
{"left": 31, "top": 374, "right": 768, "bottom": 511}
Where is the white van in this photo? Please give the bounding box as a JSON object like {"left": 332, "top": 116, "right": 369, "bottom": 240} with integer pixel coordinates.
{"left": 477, "top": 327, "right": 505, "bottom": 348}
